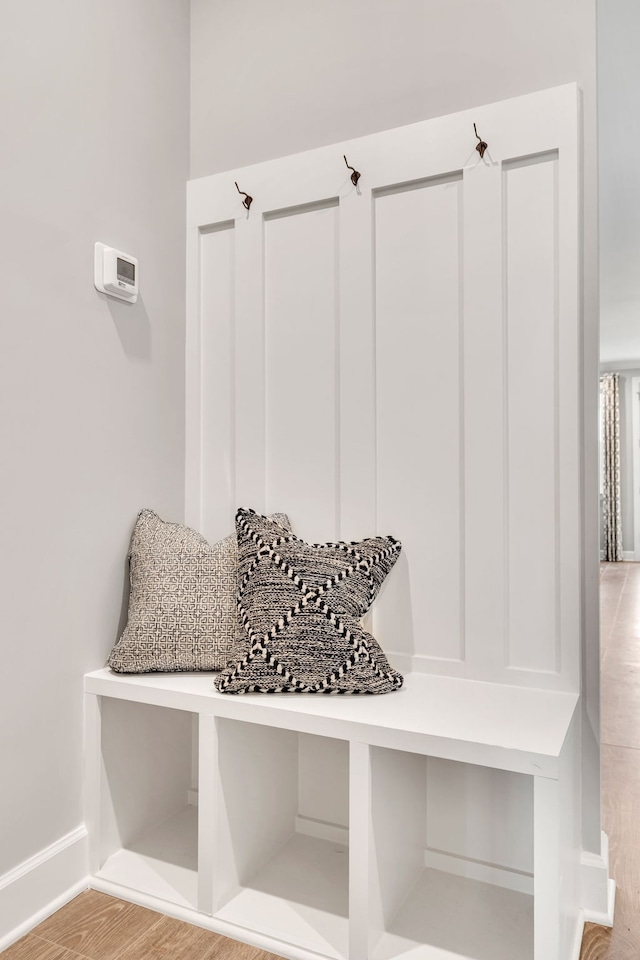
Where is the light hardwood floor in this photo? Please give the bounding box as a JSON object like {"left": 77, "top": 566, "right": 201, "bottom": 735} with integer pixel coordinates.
{"left": 1, "top": 888, "right": 280, "bottom": 960}
{"left": 3, "top": 563, "right": 639, "bottom": 960}
{"left": 580, "top": 561, "right": 640, "bottom": 959}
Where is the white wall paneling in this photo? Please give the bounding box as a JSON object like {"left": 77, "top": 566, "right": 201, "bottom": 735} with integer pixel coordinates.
{"left": 264, "top": 200, "right": 340, "bottom": 542}
{"left": 503, "top": 153, "right": 560, "bottom": 674}
{"left": 187, "top": 84, "right": 581, "bottom": 693}
{"left": 197, "top": 222, "right": 236, "bottom": 541}
{"left": 374, "top": 174, "right": 464, "bottom": 664}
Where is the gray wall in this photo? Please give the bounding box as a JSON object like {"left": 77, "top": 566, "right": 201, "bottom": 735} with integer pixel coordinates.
{"left": 599, "top": 0, "right": 640, "bottom": 364}
{"left": 0, "top": 0, "right": 189, "bottom": 876}
{"left": 191, "top": 0, "right": 597, "bottom": 179}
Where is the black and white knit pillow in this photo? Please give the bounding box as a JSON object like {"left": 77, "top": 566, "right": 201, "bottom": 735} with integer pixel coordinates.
{"left": 215, "top": 508, "right": 403, "bottom": 695}
{"left": 107, "top": 509, "right": 291, "bottom": 673}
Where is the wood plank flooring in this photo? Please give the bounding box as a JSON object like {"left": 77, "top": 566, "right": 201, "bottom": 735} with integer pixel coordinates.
{"left": 1, "top": 889, "right": 280, "bottom": 960}
{"left": 581, "top": 561, "right": 640, "bottom": 959}
{"left": 3, "top": 562, "right": 640, "bottom": 959}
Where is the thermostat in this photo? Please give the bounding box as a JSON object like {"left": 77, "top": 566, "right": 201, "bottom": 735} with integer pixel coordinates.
{"left": 94, "top": 243, "right": 138, "bottom": 303}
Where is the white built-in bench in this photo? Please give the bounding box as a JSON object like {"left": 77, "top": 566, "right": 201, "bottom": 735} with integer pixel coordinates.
{"left": 84, "top": 668, "right": 579, "bottom": 960}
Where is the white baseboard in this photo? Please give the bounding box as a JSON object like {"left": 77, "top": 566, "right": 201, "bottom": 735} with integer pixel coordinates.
{"left": 581, "top": 832, "right": 615, "bottom": 926}
{"left": 583, "top": 878, "right": 616, "bottom": 927}
{"left": 0, "top": 826, "right": 89, "bottom": 951}
{"left": 570, "top": 913, "right": 586, "bottom": 960}
{"left": 294, "top": 815, "right": 349, "bottom": 846}
{"left": 423, "top": 848, "right": 534, "bottom": 895}
{"left": 623, "top": 551, "right": 635, "bottom": 562}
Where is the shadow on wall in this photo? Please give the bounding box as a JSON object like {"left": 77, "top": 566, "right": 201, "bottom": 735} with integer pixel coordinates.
{"left": 116, "top": 552, "right": 131, "bottom": 645}
{"left": 99, "top": 291, "right": 152, "bottom": 361}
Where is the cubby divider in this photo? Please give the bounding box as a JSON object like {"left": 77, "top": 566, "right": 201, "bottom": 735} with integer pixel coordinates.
{"left": 212, "top": 719, "right": 350, "bottom": 960}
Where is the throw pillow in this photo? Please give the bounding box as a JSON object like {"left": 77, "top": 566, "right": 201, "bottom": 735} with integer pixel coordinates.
{"left": 107, "top": 509, "right": 291, "bottom": 673}
{"left": 215, "top": 508, "right": 403, "bottom": 694}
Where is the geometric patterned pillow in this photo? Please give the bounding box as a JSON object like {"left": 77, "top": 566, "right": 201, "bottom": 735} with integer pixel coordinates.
{"left": 215, "top": 508, "right": 404, "bottom": 694}
{"left": 107, "top": 509, "right": 291, "bottom": 673}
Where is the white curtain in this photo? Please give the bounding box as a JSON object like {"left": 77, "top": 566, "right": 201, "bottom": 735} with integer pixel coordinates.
{"left": 601, "top": 372, "right": 623, "bottom": 562}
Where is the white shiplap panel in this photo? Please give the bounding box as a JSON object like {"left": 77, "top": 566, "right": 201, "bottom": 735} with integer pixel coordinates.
{"left": 199, "top": 224, "right": 235, "bottom": 542}
{"left": 504, "top": 155, "right": 559, "bottom": 674}
{"left": 234, "top": 213, "right": 267, "bottom": 515}
{"left": 374, "top": 176, "right": 464, "bottom": 663}
{"left": 264, "top": 201, "right": 340, "bottom": 542}
{"left": 338, "top": 187, "right": 377, "bottom": 542}
{"left": 462, "top": 161, "right": 506, "bottom": 679}
{"left": 187, "top": 84, "right": 581, "bottom": 693}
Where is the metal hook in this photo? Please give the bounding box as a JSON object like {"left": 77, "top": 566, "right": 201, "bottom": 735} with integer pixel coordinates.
{"left": 344, "top": 155, "right": 361, "bottom": 187}
{"left": 235, "top": 181, "right": 253, "bottom": 211}
{"left": 473, "top": 123, "right": 488, "bottom": 159}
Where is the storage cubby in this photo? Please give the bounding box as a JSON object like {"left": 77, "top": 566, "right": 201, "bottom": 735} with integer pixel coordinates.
{"left": 213, "top": 719, "right": 350, "bottom": 960}
{"left": 95, "top": 698, "right": 198, "bottom": 909}
{"left": 85, "top": 669, "right": 580, "bottom": 960}
{"left": 369, "top": 747, "right": 535, "bottom": 960}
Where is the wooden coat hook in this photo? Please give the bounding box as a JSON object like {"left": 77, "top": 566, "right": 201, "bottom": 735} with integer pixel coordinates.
{"left": 473, "top": 123, "right": 488, "bottom": 159}
{"left": 344, "top": 155, "right": 361, "bottom": 187}
{"left": 235, "top": 181, "right": 253, "bottom": 210}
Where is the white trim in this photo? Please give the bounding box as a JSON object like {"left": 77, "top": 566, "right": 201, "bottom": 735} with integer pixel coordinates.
{"left": 580, "top": 833, "right": 615, "bottom": 926}
{"left": 423, "top": 848, "right": 534, "bottom": 896}
{"left": 0, "top": 826, "right": 86, "bottom": 892}
{"left": 294, "top": 815, "right": 349, "bottom": 846}
{"left": 569, "top": 913, "right": 586, "bottom": 960}
{"left": 583, "top": 879, "right": 616, "bottom": 927}
{"left": 0, "top": 826, "right": 88, "bottom": 951}
{"left": 623, "top": 551, "right": 635, "bottom": 561}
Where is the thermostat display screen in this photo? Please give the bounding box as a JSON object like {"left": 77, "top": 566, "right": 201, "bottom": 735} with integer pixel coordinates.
{"left": 117, "top": 258, "right": 135, "bottom": 283}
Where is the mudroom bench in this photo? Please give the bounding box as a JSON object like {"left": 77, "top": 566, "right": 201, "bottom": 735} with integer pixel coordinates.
{"left": 84, "top": 668, "right": 579, "bottom": 960}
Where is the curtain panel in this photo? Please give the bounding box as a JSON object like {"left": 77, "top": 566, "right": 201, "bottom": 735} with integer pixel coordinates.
{"left": 601, "top": 372, "right": 623, "bottom": 562}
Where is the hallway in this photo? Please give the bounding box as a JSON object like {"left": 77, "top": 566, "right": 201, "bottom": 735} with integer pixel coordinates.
{"left": 581, "top": 562, "right": 640, "bottom": 957}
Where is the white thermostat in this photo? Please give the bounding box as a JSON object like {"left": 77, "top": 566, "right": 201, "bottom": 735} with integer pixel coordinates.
{"left": 94, "top": 243, "right": 138, "bottom": 303}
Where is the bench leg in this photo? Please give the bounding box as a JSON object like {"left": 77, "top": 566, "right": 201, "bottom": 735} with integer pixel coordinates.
{"left": 534, "top": 776, "right": 561, "bottom": 960}
{"left": 197, "top": 713, "right": 217, "bottom": 915}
